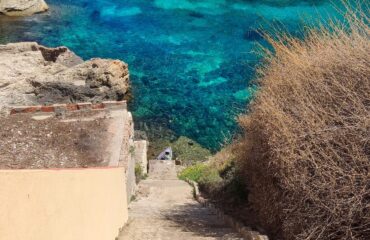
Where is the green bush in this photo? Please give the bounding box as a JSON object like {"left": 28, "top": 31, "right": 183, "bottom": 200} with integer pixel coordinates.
{"left": 178, "top": 163, "right": 208, "bottom": 182}
{"left": 217, "top": 162, "right": 248, "bottom": 204}
{"left": 179, "top": 159, "right": 248, "bottom": 207}
{"left": 178, "top": 163, "right": 222, "bottom": 193}
{"left": 172, "top": 137, "right": 211, "bottom": 165}
{"left": 198, "top": 168, "right": 221, "bottom": 185}
{"left": 135, "top": 164, "right": 147, "bottom": 183}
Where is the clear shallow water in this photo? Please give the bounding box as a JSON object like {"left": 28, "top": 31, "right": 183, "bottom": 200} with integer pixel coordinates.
{"left": 0, "top": 0, "right": 342, "bottom": 150}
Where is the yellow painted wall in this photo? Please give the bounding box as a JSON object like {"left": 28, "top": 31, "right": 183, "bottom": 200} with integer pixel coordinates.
{"left": 0, "top": 167, "right": 128, "bottom": 240}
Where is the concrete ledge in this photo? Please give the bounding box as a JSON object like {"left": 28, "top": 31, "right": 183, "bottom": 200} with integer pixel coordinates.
{"left": 9, "top": 101, "right": 127, "bottom": 115}
{"left": 185, "top": 179, "right": 269, "bottom": 240}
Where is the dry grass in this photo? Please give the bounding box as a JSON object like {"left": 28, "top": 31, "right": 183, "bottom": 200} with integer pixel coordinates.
{"left": 208, "top": 144, "right": 236, "bottom": 170}
{"left": 236, "top": 5, "right": 370, "bottom": 240}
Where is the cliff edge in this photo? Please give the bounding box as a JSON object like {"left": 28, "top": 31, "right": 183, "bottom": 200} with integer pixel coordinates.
{"left": 0, "top": 42, "right": 130, "bottom": 114}
{"left": 0, "top": 0, "right": 48, "bottom": 16}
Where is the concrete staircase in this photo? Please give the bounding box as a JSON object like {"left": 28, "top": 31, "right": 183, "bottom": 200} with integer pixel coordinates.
{"left": 148, "top": 160, "right": 177, "bottom": 180}
{"left": 118, "top": 160, "right": 243, "bottom": 240}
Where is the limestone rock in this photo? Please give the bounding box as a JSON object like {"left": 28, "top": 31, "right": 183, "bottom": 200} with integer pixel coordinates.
{"left": 0, "top": 0, "right": 48, "bottom": 16}
{"left": 0, "top": 42, "right": 130, "bottom": 114}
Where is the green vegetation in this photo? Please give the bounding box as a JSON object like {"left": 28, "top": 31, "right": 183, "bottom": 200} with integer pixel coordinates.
{"left": 149, "top": 136, "right": 211, "bottom": 165}
{"left": 134, "top": 163, "right": 147, "bottom": 183}
{"left": 178, "top": 145, "right": 248, "bottom": 204}
{"left": 172, "top": 137, "right": 211, "bottom": 165}
{"left": 178, "top": 163, "right": 212, "bottom": 182}
{"left": 130, "top": 195, "right": 137, "bottom": 202}
{"left": 129, "top": 146, "right": 135, "bottom": 155}
{"left": 179, "top": 162, "right": 222, "bottom": 193}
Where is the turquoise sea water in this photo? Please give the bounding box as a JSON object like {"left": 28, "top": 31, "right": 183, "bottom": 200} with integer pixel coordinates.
{"left": 0, "top": 0, "right": 344, "bottom": 150}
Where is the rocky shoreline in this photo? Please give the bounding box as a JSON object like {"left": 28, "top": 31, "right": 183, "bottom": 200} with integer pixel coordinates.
{"left": 0, "top": 42, "right": 130, "bottom": 114}
{"left": 0, "top": 0, "right": 48, "bottom": 16}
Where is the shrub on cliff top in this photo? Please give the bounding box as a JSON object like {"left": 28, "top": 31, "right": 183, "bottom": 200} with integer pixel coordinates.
{"left": 236, "top": 6, "right": 370, "bottom": 240}
{"left": 178, "top": 163, "right": 221, "bottom": 183}
{"left": 172, "top": 136, "right": 212, "bottom": 165}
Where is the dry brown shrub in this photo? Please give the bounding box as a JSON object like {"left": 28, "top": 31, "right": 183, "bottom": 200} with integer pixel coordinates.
{"left": 208, "top": 144, "right": 236, "bottom": 169}
{"left": 236, "top": 5, "right": 370, "bottom": 240}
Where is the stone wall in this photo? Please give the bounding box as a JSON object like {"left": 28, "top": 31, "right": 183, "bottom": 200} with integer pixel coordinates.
{"left": 9, "top": 101, "right": 126, "bottom": 115}
{"left": 119, "top": 112, "right": 137, "bottom": 203}
{"left": 2, "top": 101, "right": 131, "bottom": 169}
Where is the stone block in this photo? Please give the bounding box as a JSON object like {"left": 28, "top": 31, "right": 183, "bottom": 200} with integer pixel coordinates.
{"left": 134, "top": 140, "right": 148, "bottom": 174}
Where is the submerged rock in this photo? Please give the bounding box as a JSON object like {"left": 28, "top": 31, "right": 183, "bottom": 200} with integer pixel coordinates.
{"left": 0, "top": 42, "right": 130, "bottom": 114}
{"left": 0, "top": 0, "right": 48, "bottom": 16}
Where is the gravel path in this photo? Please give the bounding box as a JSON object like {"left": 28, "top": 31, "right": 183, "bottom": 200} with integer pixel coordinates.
{"left": 118, "top": 161, "right": 243, "bottom": 240}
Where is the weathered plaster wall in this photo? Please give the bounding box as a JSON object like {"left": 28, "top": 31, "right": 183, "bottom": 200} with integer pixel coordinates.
{"left": 0, "top": 167, "right": 128, "bottom": 240}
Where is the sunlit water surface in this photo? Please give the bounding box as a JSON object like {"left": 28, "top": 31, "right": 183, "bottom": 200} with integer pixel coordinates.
{"left": 0, "top": 0, "right": 344, "bottom": 149}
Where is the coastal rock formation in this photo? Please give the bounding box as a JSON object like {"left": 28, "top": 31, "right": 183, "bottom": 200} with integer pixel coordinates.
{"left": 0, "top": 0, "right": 48, "bottom": 16}
{"left": 0, "top": 42, "right": 130, "bottom": 114}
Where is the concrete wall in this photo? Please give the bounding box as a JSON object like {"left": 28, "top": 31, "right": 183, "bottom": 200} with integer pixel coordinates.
{"left": 0, "top": 167, "right": 128, "bottom": 240}
{"left": 125, "top": 152, "right": 136, "bottom": 203}
{"left": 119, "top": 112, "right": 136, "bottom": 203}
{"left": 134, "top": 140, "right": 148, "bottom": 175}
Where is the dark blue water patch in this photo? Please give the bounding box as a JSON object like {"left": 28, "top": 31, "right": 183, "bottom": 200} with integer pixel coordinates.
{"left": 0, "top": 0, "right": 348, "bottom": 150}
{"left": 188, "top": 11, "right": 205, "bottom": 19}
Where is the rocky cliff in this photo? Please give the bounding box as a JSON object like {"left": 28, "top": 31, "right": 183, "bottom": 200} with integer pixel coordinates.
{"left": 0, "top": 42, "right": 130, "bottom": 114}
{"left": 0, "top": 0, "right": 48, "bottom": 16}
